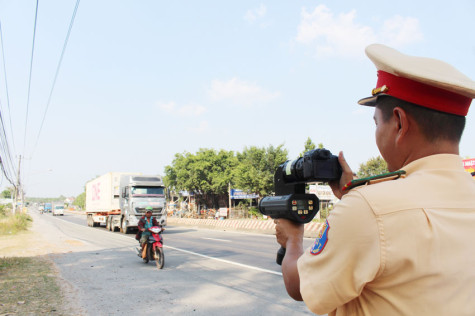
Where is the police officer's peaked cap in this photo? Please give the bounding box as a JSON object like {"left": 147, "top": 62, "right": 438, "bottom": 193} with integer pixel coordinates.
{"left": 358, "top": 44, "right": 475, "bottom": 116}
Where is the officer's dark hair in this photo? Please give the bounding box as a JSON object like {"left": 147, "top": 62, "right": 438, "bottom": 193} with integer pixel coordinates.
{"left": 376, "top": 95, "right": 466, "bottom": 143}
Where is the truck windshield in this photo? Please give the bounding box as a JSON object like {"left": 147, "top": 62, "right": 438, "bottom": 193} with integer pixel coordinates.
{"left": 131, "top": 187, "right": 164, "bottom": 196}
{"left": 55, "top": 206, "right": 64, "bottom": 209}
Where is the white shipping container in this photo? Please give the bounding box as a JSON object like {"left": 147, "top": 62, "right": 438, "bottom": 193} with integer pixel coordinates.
{"left": 86, "top": 172, "right": 140, "bottom": 213}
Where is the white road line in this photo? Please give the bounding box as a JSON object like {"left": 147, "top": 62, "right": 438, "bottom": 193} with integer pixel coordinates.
{"left": 201, "top": 237, "right": 232, "bottom": 242}
{"left": 53, "top": 215, "right": 283, "bottom": 276}
{"left": 165, "top": 245, "right": 283, "bottom": 276}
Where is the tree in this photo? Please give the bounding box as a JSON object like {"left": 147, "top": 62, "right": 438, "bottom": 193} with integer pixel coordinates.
{"left": 300, "top": 138, "right": 325, "bottom": 157}
{"left": 164, "top": 149, "right": 237, "bottom": 208}
{"left": 300, "top": 137, "right": 316, "bottom": 157}
{"left": 357, "top": 156, "right": 388, "bottom": 178}
{"left": 1, "top": 187, "right": 14, "bottom": 199}
{"left": 73, "top": 192, "right": 85, "bottom": 210}
{"left": 233, "top": 144, "right": 288, "bottom": 197}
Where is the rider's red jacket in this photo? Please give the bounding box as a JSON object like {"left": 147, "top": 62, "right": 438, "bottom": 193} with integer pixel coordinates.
{"left": 136, "top": 216, "right": 159, "bottom": 241}
{"left": 137, "top": 216, "right": 159, "bottom": 230}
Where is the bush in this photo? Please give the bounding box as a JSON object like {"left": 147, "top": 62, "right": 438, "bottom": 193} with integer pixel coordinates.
{"left": 319, "top": 205, "right": 334, "bottom": 220}
{"left": 0, "top": 204, "right": 9, "bottom": 217}
{"left": 0, "top": 213, "right": 32, "bottom": 235}
{"left": 248, "top": 207, "right": 263, "bottom": 219}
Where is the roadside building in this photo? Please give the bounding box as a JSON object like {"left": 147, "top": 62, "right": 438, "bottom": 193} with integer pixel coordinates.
{"left": 308, "top": 184, "right": 338, "bottom": 219}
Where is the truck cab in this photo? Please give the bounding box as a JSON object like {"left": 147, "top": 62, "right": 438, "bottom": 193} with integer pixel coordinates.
{"left": 118, "top": 175, "right": 167, "bottom": 233}
{"left": 53, "top": 205, "right": 65, "bottom": 216}
{"left": 44, "top": 203, "right": 52, "bottom": 213}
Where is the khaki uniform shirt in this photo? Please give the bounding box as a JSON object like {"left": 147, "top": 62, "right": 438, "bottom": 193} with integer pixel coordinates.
{"left": 298, "top": 154, "right": 475, "bottom": 315}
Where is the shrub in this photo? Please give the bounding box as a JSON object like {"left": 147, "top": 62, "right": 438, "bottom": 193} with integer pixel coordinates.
{"left": 0, "top": 213, "right": 32, "bottom": 235}
{"left": 0, "top": 204, "right": 9, "bottom": 217}
{"left": 248, "top": 207, "right": 263, "bottom": 219}
{"left": 320, "top": 207, "right": 329, "bottom": 219}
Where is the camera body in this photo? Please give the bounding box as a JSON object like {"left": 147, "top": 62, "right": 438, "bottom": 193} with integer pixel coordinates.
{"left": 259, "top": 148, "right": 342, "bottom": 224}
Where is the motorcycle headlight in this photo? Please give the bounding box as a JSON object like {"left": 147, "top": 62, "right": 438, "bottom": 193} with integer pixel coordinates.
{"left": 149, "top": 227, "right": 161, "bottom": 234}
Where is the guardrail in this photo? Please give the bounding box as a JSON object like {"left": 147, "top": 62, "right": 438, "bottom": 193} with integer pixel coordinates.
{"left": 167, "top": 217, "right": 323, "bottom": 238}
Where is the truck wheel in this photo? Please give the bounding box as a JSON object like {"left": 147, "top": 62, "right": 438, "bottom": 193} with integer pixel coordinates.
{"left": 106, "top": 218, "right": 111, "bottom": 231}
{"left": 120, "top": 220, "right": 129, "bottom": 234}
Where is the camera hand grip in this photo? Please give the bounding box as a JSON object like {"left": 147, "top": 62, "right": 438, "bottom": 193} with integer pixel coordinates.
{"left": 276, "top": 246, "right": 286, "bottom": 265}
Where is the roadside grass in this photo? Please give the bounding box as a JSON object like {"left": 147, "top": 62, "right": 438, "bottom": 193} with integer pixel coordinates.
{"left": 0, "top": 212, "right": 32, "bottom": 235}
{"left": 0, "top": 256, "right": 70, "bottom": 315}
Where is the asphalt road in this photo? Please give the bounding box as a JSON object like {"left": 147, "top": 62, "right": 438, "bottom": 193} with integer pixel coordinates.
{"left": 41, "top": 211, "right": 319, "bottom": 315}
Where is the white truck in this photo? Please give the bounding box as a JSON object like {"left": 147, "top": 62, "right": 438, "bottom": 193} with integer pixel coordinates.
{"left": 85, "top": 172, "right": 167, "bottom": 233}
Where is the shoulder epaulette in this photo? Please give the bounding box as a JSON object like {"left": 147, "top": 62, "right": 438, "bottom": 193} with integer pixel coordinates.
{"left": 342, "top": 170, "right": 406, "bottom": 192}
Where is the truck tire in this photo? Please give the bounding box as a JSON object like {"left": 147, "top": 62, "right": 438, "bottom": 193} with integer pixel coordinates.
{"left": 106, "top": 218, "right": 111, "bottom": 231}
{"left": 120, "top": 220, "right": 129, "bottom": 234}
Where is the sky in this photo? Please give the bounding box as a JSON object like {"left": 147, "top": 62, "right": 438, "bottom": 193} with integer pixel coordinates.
{"left": 0, "top": 0, "right": 474, "bottom": 198}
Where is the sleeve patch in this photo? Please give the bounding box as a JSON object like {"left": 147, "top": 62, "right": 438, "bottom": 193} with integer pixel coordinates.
{"left": 310, "top": 219, "right": 330, "bottom": 255}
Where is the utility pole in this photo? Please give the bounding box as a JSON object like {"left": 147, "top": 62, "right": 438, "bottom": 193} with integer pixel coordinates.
{"left": 228, "top": 182, "right": 232, "bottom": 214}
{"left": 14, "top": 155, "right": 22, "bottom": 214}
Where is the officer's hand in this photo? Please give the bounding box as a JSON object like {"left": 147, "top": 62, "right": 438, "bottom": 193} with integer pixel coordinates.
{"left": 329, "top": 151, "right": 354, "bottom": 199}
{"left": 274, "top": 218, "right": 304, "bottom": 249}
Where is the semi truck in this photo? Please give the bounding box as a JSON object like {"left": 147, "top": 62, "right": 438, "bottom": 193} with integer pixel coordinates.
{"left": 85, "top": 172, "right": 167, "bottom": 233}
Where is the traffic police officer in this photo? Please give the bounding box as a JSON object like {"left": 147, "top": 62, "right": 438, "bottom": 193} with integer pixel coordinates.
{"left": 274, "top": 44, "right": 475, "bottom": 315}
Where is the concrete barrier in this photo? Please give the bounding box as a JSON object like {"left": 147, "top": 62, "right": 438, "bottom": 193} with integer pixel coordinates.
{"left": 167, "top": 217, "right": 323, "bottom": 238}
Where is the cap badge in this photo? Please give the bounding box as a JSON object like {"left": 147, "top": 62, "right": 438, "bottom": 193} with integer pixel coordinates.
{"left": 371, "top": 85, "right": 389, "bottom": 96}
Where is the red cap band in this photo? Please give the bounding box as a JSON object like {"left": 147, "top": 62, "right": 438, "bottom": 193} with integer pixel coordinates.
{"left": 375, "top": 71, "right": 471, "bottom": 116}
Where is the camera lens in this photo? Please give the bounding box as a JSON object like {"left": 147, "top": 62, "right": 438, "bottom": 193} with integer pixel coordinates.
{"left": 281, "top": 157, "right": 305, "bottom": 182}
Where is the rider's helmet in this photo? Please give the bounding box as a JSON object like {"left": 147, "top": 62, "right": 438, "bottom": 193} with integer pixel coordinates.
{"left": 145, "top": 206, "right": 153, "bottom": 213}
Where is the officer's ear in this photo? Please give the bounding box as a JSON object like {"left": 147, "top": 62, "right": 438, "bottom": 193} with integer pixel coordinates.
{"left": 393, "top": 107, "right": 410, "bottom": 145}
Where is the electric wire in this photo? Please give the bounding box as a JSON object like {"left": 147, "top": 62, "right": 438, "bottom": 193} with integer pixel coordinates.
{"left": 0, "top": 104, "right": 17, "bottom": 186}
{"left": 0, "top": 158, "right": 15, "bottom": 187}
{"left": 23, "top": 0, "right": 40, "bottom": 156}
{"left": 0, "top": 108, "right": 16, "bottom": 178}
{"left": 0, "top": 21, "right": 16, "bottom": 154}
{"left": 31, "top": 0, "right": 81, "bottom": 157}
{"left": 0, "top": 78, "right": 17, "bottom": 183}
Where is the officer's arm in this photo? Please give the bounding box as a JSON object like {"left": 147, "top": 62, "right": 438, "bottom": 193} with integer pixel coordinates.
{"left": 282, "top": 237, "right": 304, "bottom": 301}
{"left": 275, "top": 219, "right": 304, "bottom": 301}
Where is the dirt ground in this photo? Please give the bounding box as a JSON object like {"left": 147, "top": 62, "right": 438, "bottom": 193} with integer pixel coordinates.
{"left": 0, "top": 211, "right": 87, "bottom": 315}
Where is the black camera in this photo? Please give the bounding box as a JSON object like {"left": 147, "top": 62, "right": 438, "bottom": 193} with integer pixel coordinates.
{"left": 258, "top": 148, "right": 342, "bottom": 264}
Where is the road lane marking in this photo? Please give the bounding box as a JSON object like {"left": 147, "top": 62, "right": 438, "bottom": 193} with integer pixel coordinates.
{"left": 53, "top": 216, "right": 283, "bottom": 276}
{"left": 165, "top": 245, "right": 282, "bottom": 276}
{"left": 201, "top": 237, "right": 232, "bottom": 242}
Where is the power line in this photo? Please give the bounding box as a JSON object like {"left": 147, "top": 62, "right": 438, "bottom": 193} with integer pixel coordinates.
{"left": 0, "top": 107, "right": 17, "bottom": 186}
{"left": 31, "top": 0, "right": 81, "bottom": 157}
{"left": 0, "top": 21, "right": 16, "bottom": 154}
{"left": 0, "top": 102, "right": 17, "bottom": 184}
{"left": 23, "top": 0, "right": 40, "bottom": 156}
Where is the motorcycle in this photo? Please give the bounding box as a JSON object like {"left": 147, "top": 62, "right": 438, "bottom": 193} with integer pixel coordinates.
{"left": 137, "top": 226, "right": 165, "bottom": 269}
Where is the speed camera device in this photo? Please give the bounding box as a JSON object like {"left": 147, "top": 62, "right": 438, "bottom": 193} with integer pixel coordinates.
{"left": 258, "top": 148, "right": 342, "bottom": 265}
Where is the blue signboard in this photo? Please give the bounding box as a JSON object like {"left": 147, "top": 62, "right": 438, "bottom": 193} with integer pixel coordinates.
{"left": 230, "top": 189, "right": 259, "bottom": 199}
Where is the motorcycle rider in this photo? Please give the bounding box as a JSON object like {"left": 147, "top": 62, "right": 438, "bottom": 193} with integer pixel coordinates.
{"left": 137, "top": 207, "right": 161, "bottom": 250}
